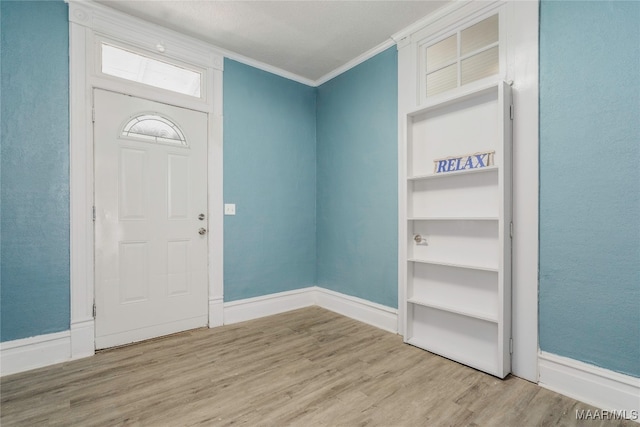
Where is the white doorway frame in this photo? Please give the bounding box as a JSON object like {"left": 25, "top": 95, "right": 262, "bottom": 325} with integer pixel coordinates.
{"left": 68, "top": 0, "right": 224, "bottom": 358}
{"left": 394, "top": 0, "right": 539, "bottom": 382}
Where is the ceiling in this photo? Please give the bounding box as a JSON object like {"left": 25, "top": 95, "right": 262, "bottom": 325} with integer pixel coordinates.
{"left": 95, "top": 1, "right": 450, "bottom": 84}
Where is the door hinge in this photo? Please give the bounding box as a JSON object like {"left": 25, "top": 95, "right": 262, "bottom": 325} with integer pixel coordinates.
{"left": 509, "top": 338, "right": 513, "bottom": 354}
{"left": 92, "top": 206, "right": 96, "bottom": 222}
{"left": 92, "top": 108, "right": 96, "bottom": 123}
{"left": 510, "top": 222, "right": 513, "bottom": 238}
{"left": 93, "top": 303, "right": 96, "bottom": 318}
{"left": 509, "top": 104, "right": 514, "bottom": 120}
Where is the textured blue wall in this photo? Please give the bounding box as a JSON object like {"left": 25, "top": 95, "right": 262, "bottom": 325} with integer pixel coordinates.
{"left": 223, "top": 59, "right": 317, "bottom": 301}
{"left": 539, "top": 0, "right": 640, "bottom": 377}
{"left": 1, "top": 0, "right": 70, "bottom": 341}
{"left": 316, "top": 47, "right": 398, "bottom": 308}
{"left": 6, "top": 2, "right": 636, "bottom": 383}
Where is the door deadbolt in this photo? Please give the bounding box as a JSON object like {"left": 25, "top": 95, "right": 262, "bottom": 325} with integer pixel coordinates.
{"left": 198, "top": 213, "right": 205, "bottom": 220}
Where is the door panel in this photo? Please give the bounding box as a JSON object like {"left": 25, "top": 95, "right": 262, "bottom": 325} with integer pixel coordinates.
{"left": 94, "top": 89, "right": 208, "bottom": 349}
{"left": 403, "top": 82, "right": 512, "bottom": 378}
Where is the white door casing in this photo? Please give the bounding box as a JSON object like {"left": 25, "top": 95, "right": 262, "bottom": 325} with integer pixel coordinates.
{"left": 395, "top": 0, "right": 539, "bottom": 381}
{"left": 94, "top": 89, "right": 209, "bottom": 348}
{"left": 69, "top": 2, "right": 224, "bottom": 358}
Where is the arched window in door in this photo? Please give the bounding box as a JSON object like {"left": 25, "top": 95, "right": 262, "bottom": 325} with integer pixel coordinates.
{"left": 121, "top": 113, "right": 187, "bottom": 146}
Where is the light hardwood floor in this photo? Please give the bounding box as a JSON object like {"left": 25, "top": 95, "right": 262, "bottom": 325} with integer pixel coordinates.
{"left": 1, "top": 307, "right": 633, "bottom": 426}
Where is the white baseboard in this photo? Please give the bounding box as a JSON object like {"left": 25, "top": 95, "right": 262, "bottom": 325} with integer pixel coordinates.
{"left": 539, "top": 351, "right": 640, "bottom": 421}
{"left": 222, "top": 286, "right": 398, "bottom": 335}
{"left": 313, "top": 287, "right": 398, "bottom": 333}
{"left": 0, "top": 331, "right": 71, "bottom": 376}
{"left": 223, "top": 287, "right": 315, "bottom": 325}
{"left": 1, "top": 287, "right": 398, "bottom": 376}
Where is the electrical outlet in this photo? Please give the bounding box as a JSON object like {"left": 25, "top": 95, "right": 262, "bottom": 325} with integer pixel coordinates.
{"left": 224, "top": 204, "right": 236, "bottom": 215}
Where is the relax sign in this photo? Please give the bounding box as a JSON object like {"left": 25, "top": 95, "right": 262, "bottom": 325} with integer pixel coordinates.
{"left": 433, "top": 151, "right": 495, "bottom": 174}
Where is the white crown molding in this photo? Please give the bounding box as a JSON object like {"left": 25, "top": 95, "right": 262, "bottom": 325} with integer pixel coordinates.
{"left": 391, "top": 0, "right": 471, "bottom": 44}
{"left": 0, "top": 332, "right": 71, "bottom": 376}
{"left": 392, "top": 1, "right": 503, "bottom": 45}
{"left": 66, "top": 0, "right": 316, "bottom": 86}
{"left": 65, "top": 0, "right": 503, "bottom": 88}
{"left": 220, "top": 49, "right": 316, "bottom": 87}
{"left": 314, "top": 38, "right": 396, "bottom": 87}
{"left": 312, "top": 1, "right": 502, "bottom": 86}
{"left": 539, "top": 351, "right": 640, "bottom": 419}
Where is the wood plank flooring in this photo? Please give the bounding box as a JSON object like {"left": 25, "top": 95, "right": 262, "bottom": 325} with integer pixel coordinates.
{"left": 1, "top": 307, "right": 634, "bottom": 426}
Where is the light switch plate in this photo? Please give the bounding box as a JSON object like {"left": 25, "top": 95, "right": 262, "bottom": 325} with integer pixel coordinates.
{"left": 224, "top": 204, "right": 236, "bottom": 215}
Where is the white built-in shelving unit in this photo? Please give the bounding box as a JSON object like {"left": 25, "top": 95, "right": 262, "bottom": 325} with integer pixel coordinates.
{"left": 402, "top": 81, "right": 512, "bottom": 378}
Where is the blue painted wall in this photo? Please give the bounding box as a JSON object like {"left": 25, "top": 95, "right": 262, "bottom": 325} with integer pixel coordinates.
{"left": 223, "top": 59, "right": 317, "bottom": 301}
{"left": 1, "top": 0, "right": 70, "bottom": 341}
{"left": 3, "top": 0, "right": 637, "bottom": 383}
{"left": 316, "top": 47, "right": 398, "bottom": 308}
{"left": 539, "top": 0, "right": 640, "bottom": 377}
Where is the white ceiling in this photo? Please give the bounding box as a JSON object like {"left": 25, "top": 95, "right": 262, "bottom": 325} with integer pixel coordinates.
{"left": 95, "top": 1, "right": 450, "bottom": 84}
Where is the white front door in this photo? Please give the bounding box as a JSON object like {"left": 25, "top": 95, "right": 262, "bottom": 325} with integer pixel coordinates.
{"left": 94, "top": 89, "right": 208, "bottom": 349}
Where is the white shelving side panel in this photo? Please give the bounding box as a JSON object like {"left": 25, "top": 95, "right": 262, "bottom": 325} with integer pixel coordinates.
{"left": 403, "top": 81, "right": 512, "bottom": 378}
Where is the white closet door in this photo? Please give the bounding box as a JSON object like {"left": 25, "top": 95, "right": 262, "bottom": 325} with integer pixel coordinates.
{"left": 403, "top": 82, "right": 512, "bottom": 378}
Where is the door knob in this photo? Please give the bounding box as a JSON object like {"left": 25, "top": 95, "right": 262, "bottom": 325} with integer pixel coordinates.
{"left": 198, "top": 228, "right": 207, "bottom": 235}
{"left": 414, "top": 234, "right": 427, "bottom": 245}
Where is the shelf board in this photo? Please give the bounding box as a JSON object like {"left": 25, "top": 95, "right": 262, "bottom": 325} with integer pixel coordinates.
{"left": 408, "top": 165, "right": 498, "bottom": 181}
{"left": 408, "top": 217, "right": 498, "bottom": 221}
{"left": 407, "top": 259, "right": 498, "bottom": 273}
{"left": 407, "top": 81, "right": 502, "bottom": 118}
{"left": 407, "top": 298, "right": 498, "bottom": 323}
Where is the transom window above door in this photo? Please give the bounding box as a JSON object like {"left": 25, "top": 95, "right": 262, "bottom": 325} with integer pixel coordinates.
{"left": 101, "top": 43, "right": 203, "bottom": 98}
{"left": 422, "top": 14, "right": 500, "bottom": 98}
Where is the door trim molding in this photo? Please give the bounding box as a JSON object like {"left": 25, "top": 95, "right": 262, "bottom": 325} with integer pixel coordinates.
{"left": 396, "top": 0, "right": 539, "bottom": 382}
{"left": 68, "top": 0, "right": 224, "bottom": 359}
